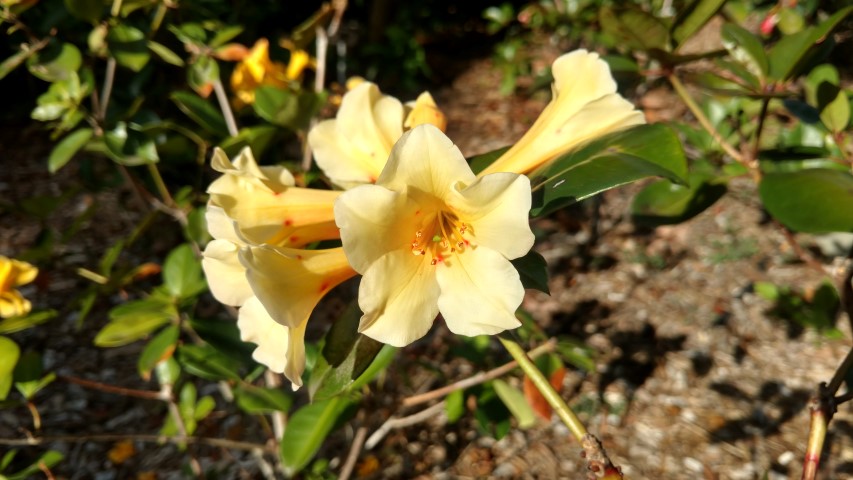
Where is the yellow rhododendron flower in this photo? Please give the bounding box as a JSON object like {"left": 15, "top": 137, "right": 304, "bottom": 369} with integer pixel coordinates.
{"left": 308, "top": 82, "right": 447, "bottom": 189}
{"left": 480, "top": 50, "right": 646, "bottom": 176}
{"left": 334, "top": 125, "right": 534, "bottom": 347}
{"left": 230, "top": 39, "right": 313, "bottom": 107}
{"left": 201, "top": 147, "right": 351, "bottom": 386}
{"left": 405, "top": 92, "right": 447, "bottom": 132}
{"left": 0, "top": 257, "right": 38, "bottom": 318}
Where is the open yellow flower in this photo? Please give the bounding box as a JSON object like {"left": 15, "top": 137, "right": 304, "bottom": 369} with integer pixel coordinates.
{"left": 334, "top": 124, "right": 534, "bottom": 347}
{"left": 0, "top": 257, "right": 38, "bottom": 318}
{"left": 480, "top": 49, "right": 646, "bottom": 176}
{"left": 230, "top": 38, "right": 312, "bottom": 107}
{"left": 308, "top": 82, "right": 447, "bottom": 189}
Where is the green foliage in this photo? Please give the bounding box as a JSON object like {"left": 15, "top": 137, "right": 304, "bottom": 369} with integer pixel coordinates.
{"left": 759, "top": 169, "right": 853, "bottom": 233}
{"left": 280, "top": 396, "right": 353, "bottom": 476}
{"left": 0, "top": 337, "right": 20, "bottom": 401}
{"left": 755, "top": 281, "right": 842, "bottom": 337}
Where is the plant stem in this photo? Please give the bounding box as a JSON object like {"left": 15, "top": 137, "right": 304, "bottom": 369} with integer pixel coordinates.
{"left": 99, "top": 58, "right": 117, "bottom": 121}
{"left": 498, "top": 335, "right": 586, "bottom": 441}
{"left": 147, "top": 163, "right": 175, "bottom": 207}
{"left": 0, "top": 433, "right": 270, "bottom": 452}
{"left": 802, "top": 392, "right": 829, "bottom": 480}
{"left": 667, "top": 74, "right": 754, "bottom": 178}
{"left": 213, "top": 78, "right": 239, "bottom": 137}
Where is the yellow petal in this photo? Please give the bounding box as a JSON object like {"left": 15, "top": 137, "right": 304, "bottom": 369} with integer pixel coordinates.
{"left": 245, "top": 38, "right": 272, "bottom": 83}
{"left": 404, "top": 91, "right": 447, "bottom": 132}
{"left": 308, "top": 120, "right": 380, "bottom": 188}
{"left": 286, "top": 49, "right": 312, "bottom": 80}
{"left": 446, "top": 172, "right": 534, "bottom": 260}
{"left": 481, "top": 49, "right": 645, "bottom": 176}
{"left": 0, "top": 290, "right": 31, "bottom": 318}
{"left": 436, "top": 246, "right": 523, "bottom": 336}
{"left": 237, "top": 296, "right": 307, "bottom": 387}
{"left": 0, "top": 257, "right": 37, "bottom": 292}
{"left": 201, "top": 239, "right": 253, "bottom": 307}
{"left": 357, "top": 249, "right": 440, "bottom": 347}
{"left": 240, "top": 245, "right": 355, "bottom": 329}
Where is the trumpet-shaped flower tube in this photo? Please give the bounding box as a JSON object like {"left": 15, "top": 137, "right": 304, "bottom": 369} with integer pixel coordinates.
{"left": 480, "top": 49, "right": 646, "bottom": 176}
{"left": 0, "top": 257, "right": 37, "bottom": 318}
{"left": 308, "top": 82, "right": 447, "bottom": 189}
{"left": 335, "top": 125, "right": 535, "bottom": 347}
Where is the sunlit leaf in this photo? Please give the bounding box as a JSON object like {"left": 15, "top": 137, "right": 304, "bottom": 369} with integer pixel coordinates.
{"left": 805, "top": 64, "right": 850, "bottom": 133}
{"left": 281, "top": 396, "right": 352, "bottom": 476}
{"left": 0, "top": 310, "right": 57, "bottom": 335}
{"left": 162, "top": 243, "right": 206, "bottom": 300}
{"left": 148, "top": 40, "right": 184, "bottom": 67}
{"left": 721, "top": 23, "right": 769, "bottom": 79}
{"left": 1, "top": 450, "right": 63, "bottom": 480}
{"left": 94, "top": 297, "right": 176, "bottom": 347}
{"left": 672, "top": 0, "right": 727, "bottom": 48}
{"left": 0, "top": 337, "right": 20, "bottom": 401}
{"left": 49, "top": 128, "right": 93, "bottom": 173}
{"left": 631, "top": 173, "right": 728, "bottom": 226}
{"left": 27, "top": 42, "right": 82, "bottom": 82}
{"left": 108, "top": 24, "right": 150, "bottom": 72}
{"left": 767, "top": 7, "right": 853, "bottom": 81}
{"left": 493, "top": 379, "right": 537, "bottom": 428}
{"left": 759, "top": 169, "right": 853, "bottom": 233}
{"left": 137, "top": 325, "right": 179, "bottom": 380}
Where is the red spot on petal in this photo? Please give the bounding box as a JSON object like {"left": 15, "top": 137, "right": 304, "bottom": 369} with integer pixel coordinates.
{"left": 318, "top": 282, "right": 329, "bottom": 292}
{"left": 463, "top": 239, "right": 470, "bottom": 246}
{"left": 284, "top": 219, "right": 293, "bottom": 226}
{"left": 289, "top": 235, "right": 299, "bottom": 243}
{"left": 369, "top": 176, "right": 377, "bottom": 183}
{"left": 295, "top": 255, "right": 303, "bottom": 260}
{"left": 415, "top": 210, "right": 421, "bottom": 215}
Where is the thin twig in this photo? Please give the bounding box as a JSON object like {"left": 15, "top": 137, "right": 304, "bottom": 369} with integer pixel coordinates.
{"left": 0, "top": 433, "right": 271, "bottom": 452}
{"left": 99, "top": 58, "right": 117, "bottom": 121}
{"left": 339, "top": 427, "right": 367, "bottom": 480}
{"left": 213, "top": 78, "right": 239, "bottom": 137}
{"left": 59, "top": 375, "right": 166, "bottom": 400}
{"left": 402, "top": 338, "right": 558, "bottom": 408}
{"left": 264, "top": 371, "right": 286, "bottom": 442}
{"left": 777, "top": 222, "right": 825, "bottom": 274}
{"left": 301, "top": 26, "right": 329, "bottom": 172}
{"left": 365, "top": 401, "right": 446, "bottom": 450}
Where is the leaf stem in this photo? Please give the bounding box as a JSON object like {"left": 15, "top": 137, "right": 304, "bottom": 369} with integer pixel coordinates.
{"left": 497, "top": 334, "right": 586, "bottom": 441}
{"left": 146, "top": 163, "right": 175, "bottom": 207}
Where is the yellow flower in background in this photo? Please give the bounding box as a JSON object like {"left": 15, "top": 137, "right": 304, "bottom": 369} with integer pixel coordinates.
{"left": 230, "top": 38, "right": 313, "bottom": 107}
{"left": 334, "top": 125, "right": 534, "bottom": 347}
{"left": 308, "top": 82, "right": 447, "bottom": 189}
{"left": 480, "top": 49, "right": 646, "bottom": 176}
{"left": 0, "top": 257, "right": 38, "bottom": 318}
{"left": 404, "top": 92, "right": 447, "bottom": 132}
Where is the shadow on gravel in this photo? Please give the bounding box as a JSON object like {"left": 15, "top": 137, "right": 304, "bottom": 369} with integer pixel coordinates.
{"left": 707, "top": 380, "right": 811, "bottom": 442}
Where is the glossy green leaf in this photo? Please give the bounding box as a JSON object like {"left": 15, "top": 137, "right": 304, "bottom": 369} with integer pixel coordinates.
{"left": 13, "top": 350, "right": 54, "bottom": 400}
{"left": 493, "top": 379, "right": 537, "bottom": 429}
{"left": 108, "top": 24, "right": 150, "bottom": 72}
{"left": 235, "top": 385, "right": 293, "bottom": 414}
{"left": 530, "top": 124, "right": 688, "bottom": 217}
{"left": 805, "top": 64, "right": 850, "bottom": 133}
{"left": 510, "top": 250, "right": 549, "bottom": 294}
{"left": 348, "top": 344, "right": 396, "bottom": 392}
{"left": 767, "top": 6, "right": 853, "bottom": 81}
{"left": 445, "top": 390, "right": 465, "bottom": 423}
{"left": 631, "top": 173, "right": 728, "bottom": 226}
{"left": 468, "top": 146, "right": 510, "bottom": 175}
{"left": 599, "top": 6, "right": 670, "bottom": 52}
{"left": 177, "top": 343, "right": 241, "bottom": 381}
{"left": 187, "top": 55, "right": 218, "bottom": 95}
{"left": 64, "top": 0, "right": 102, "bottom": 23}
{"left": 281, "top": 396, "right": 352, "bottom": 475}
{"left": 218, "top": 126, "right": 278, "bottom": 158}
{"left": 672, "top": 0, "right": 727, "bottom": 48}
{"left": 155, "top": 357, "right": 181, "bottom": 386}
{"left": 49, "top": 128, "right": 93, "bottom": 173}
{"left": 2, "top": 450, "right": 63, "bottom": 480}
{"left": 27, "top": 42, "right": 82, "bottom": 82}
{"left": 162, "top": 243, "right": 206, "bottom": 300}
{"left": 759, "top": 169, "right": 853, "bottom": 233}
{"left": 188, "top": 317, "right": 254, "bottom": 363}
{"left": 94, "top": 297, "right": 176, "bottom": 347}
{"left": 137, "top": 325, "right": 179, "bottom": 380}
{"left": 0, "top": 337, "right": 20, "bottom": 401}
{"left": 310, "top": 304, "right": 386, "bottom": 401}
{"left": 209, "top": 25, "right": 244, "bottom": 48}
{"left": 721, "top": 23, "right": 769, "bottom": 79}
{"left": 104, "top": 122, "right": 159, "bottom": 166}
{"left": 0, "top": 310, "right": 57, "bottom": 334}
{"left": 148, "top": 40, "right": 184, "bottom": 67}
{"left": 253, "top": 87, "right": 326, "bottom": 131}
{"left": 170, "top": 91, "right": 229, "bottom": 137}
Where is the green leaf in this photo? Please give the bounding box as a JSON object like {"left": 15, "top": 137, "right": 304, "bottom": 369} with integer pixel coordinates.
{"left": 1, "top": 449, "right": 17, "bottom": 471}
{"left": 0, "top": 337, "right": 20, "bottom": 401}
{"left": 188, "top": 317, "right": 254, "bottom": 363}
{"left": 759, "top": 169, "right": 853, "bottom": 233}
{"left": 104, "top": 122, "right": 159, "bottom": 166}
{"left": 530, "top": 124, "right": 688, "bottom": 217}
{"left": 309, "top": 304, "right": 386, "bottom": 401}
{"left": 235, "top": 385, "right": 293, "bottom": 414}
{"left": 672, "top": 0, "right": 727, "bottom": 48}
{"left": 599, "top": 6, "right": 670, "bottom": 52}
{"left": 492, "top": 379, "right": 537, "bottom": 429}
{"left": 556, "top": 339, "right": 596, "bottom": 373}
{"left": 13, "top": 351, "right": 55, "bottom": 400}
{"left": 767, "top": 6, "right": 853, "bottom": 81}
{"left": 0, "top": 310, "right": 57, "bottom": 335}
{"left": 805, "top": 64, "right": 850, "bottom": 133}
{"left": 280, "top": 396, "right": 352, "bottom": 475}
{"left": 253, "top": 87, "right": 326, "bottom": 131}
{"left": 137, "top": 325, "right": 179, "bottom": 380}
{"left": 468, "top": 146, "right": 510, "bottom": 175}
{"left": 721, "top": 23, "right": 769, "bottom": 79}
{"left": 2, "top": 450, "right": 63, "bottom": 480}
{"left": 218, "top": 126, "right": 278, "bottom": 158}
{"left": 148, "top": 40, "right": 184, "bottom": 67}
{"left": 162, "top": 243, "right": 206, "bottom": 300}
{"left": 64, "top": 0, "right": 103, "bottom": 23}
{"left": 510, "top": 250, "right": 549, "bottom": 294}
{"left": 209, "top": 25, "right": 244, "bottom": 48}
{"left": 170, "top": 91, "right": 229, "bottom": 137}
{"left": 177, "top": 343, "right": 241, "bottom": 381}
{"left": 445, "top": 390, "right": 465, "bottom": 424}
{"left": 94, "top": 297, "right": 176, "bottom": 347}
{"left": 108, "top": 24, "right": 150, "bottom": 72}
{"left": 631, "top": 173, "right": 728, "bottom": 226}
{"left": 49, "top": 128, "right": 93, "bottom": 173}
{"left": 27, "top": 42, "right": 82, "bottom": 82}
{"left": 155, "top": 357, "right": 181, "bottom": 386}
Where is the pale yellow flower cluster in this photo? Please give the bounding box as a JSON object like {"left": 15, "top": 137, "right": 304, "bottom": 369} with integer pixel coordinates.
{"left": 0, "top": 257, "right": 38, "bottom": 318}
{"left": 204, "top": 49, "right": 645, "bottom": 388}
